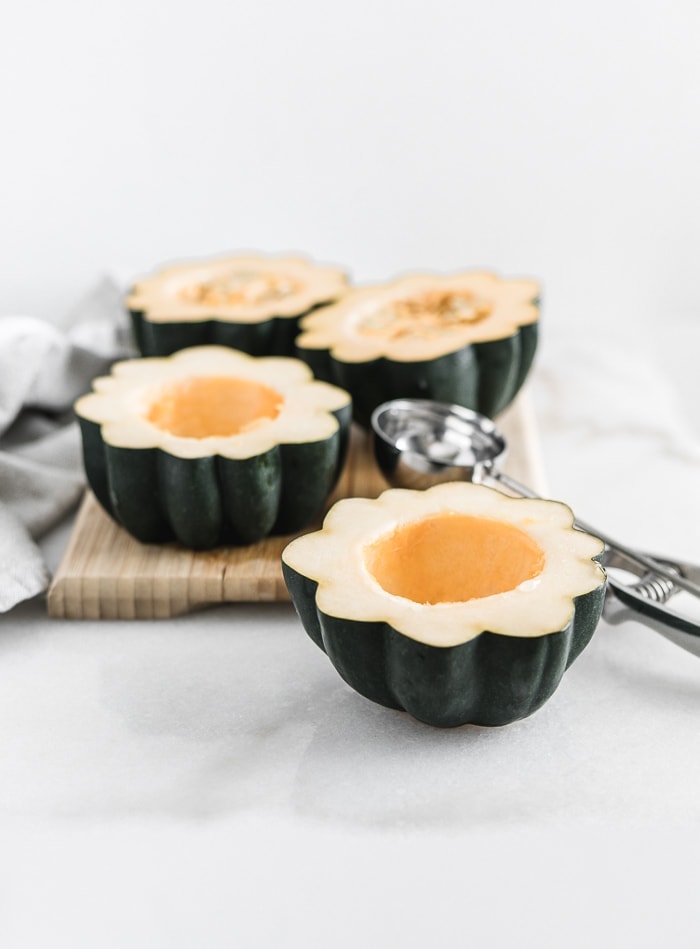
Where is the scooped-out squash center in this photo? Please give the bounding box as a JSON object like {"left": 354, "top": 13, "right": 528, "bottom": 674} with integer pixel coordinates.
{"left": 178, "top": 270, "right": 300, "bottom": 307}
{"left": 358, "top": 291, "right": 492, "bottom": 341}
{"left": 363, "top": 513, "right": 545, "bottom": 605}
{"left": 145, "top": 376, "right": 284, "bottom": 438}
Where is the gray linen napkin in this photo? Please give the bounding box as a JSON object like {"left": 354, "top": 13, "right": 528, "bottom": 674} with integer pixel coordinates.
{"left": 0, "top": 279, "right": 133, "bottom": 612}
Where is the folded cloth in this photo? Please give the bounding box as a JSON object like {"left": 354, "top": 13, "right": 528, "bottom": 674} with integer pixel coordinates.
{"left": 0, "top": 278, "right": 133, "bottom": 613}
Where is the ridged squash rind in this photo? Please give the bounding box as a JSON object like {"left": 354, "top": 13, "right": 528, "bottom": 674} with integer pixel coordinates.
{"left": 295, "top": 272, "right": 539, "bottom": 427}
{"left": 127, "top": 254, "right": 350, "bottom": 358}
{"left": 282, "top": 483, "right": 606, "bottom": 728}
{"left": 75, "top": 346, "right": 352, "bottom": 549}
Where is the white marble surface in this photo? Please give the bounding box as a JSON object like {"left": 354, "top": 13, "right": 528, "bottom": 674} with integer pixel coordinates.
{"left": 1, "top": 317, "right": 698, "bottom": 947}
{"left": 3, "top": 0, "right": 700, "bottom": 939}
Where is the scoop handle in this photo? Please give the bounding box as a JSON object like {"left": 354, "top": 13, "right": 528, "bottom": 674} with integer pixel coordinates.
{"left": 490, "top": 471, "right": 700, "bottom": 600}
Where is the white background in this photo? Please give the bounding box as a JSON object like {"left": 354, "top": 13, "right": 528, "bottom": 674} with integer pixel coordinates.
{"left": 1, "top": 0, "right": 699, "bottom": 331}
{"left": 2, "top": 2, "right": 700, "bottom": 947}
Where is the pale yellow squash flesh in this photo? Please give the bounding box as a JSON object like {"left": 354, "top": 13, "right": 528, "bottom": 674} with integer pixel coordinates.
{"left": 282, "top": 483, "right": 605, "bottom": 647}
{"left": 127, "top": 255, "right": 350, "bottom": 323}
{"left": 75, "top": 346, "right": 350, "bottom": 461}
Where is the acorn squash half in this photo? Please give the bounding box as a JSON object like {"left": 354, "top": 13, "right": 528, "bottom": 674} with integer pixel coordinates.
{"left": 282, "top": 483, "right": 605, "bottom": 727}
{"left": 295, "top": 272, "right": 539, "bottom": 427}
{"left": 127, "top": 254, "right": 350, "bottom": 358}
{"left": 74, "top": 346, "right": 351, "bottom": 549}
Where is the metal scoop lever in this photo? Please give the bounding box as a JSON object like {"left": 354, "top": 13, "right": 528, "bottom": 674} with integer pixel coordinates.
{"left": 601, "top": 549, "right": 700, "bottom": 657}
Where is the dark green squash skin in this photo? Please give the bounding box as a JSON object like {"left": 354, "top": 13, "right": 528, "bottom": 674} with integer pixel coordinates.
{"left": 282, "top": 557, "right": 605, "bottom": 728}
{"left": 298, "top": 320, "right": 539, "bottom": 428}
{"left": 130, "top": 302, "right": 332, "bottom": 359}
{"left": 78, "top": 401, "right": 351, "bottom": 550}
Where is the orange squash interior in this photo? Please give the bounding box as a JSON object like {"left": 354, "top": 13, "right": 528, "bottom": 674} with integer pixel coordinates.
{"left": 363, "top": 513, "right": 545, "bottom": 605}
{"left": 146, "top": 376, "right": 283, "bottom": 438}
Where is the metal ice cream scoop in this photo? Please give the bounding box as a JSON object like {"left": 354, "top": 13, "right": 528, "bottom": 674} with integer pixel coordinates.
{"left": 371, "top": 398, "right": 700, "bottom": 656}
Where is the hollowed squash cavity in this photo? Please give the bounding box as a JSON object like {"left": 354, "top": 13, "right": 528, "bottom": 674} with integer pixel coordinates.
{"left": 364, "top": 513, "right": 545, "bottom": 605}
{"left": 146, "top": 376, "right": 283, "bottom": 438}
{"left": 126, "top": 254, "right": 350, "bottom": 359}
{"left": 295, "top": 271, "right": 540, "bottom": 427}
{"left": 357, "top": 291, "right": 492, "bottom": 341}
{"left": 281, "top": 482, "right": 607, "bottom": 726}
{"left": 178, "top": 270, "right": 300, "bottom": 307}
{"left": 75, "top": 346, "right": 352, "bottom": 549}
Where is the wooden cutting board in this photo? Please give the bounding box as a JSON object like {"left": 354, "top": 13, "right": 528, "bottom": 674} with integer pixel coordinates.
{"left": 47, "top": 393, "right": 547, "bottom": 620}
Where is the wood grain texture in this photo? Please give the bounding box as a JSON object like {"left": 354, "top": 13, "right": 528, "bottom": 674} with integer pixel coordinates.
{"left": 48, "top": 391, "right": 546, "bottom": 620}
